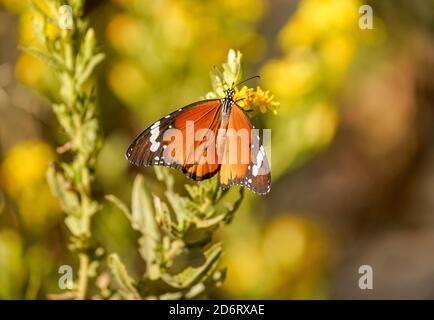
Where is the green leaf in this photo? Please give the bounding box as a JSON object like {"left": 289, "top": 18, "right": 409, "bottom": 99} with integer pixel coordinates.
{"left": 105, "top": 194, "right": 132, "bottom": 221}
{"left": 82, "top": 28, "right": 97, "bottom": 62}
{"left": 153, "top": 195, "right": 175, "bottom": 237}
{"left": 21, "top": 47, "right": 67, "bottom": 73}
{"left": 154, "top": 167, "right": 174, "bottom": 191}
{"left": 159, "top": 292, "right": 184, "bottom": 300}
{"left": 64, "top": 215, "right": 82, "bottom": 237}
{"left": 132, "top": 175, "right": 156, "bottom": 232}
{"left": 221, "top": 187, "right": 244, "bottom": 224}
{"left": 53, "top": 103, "right": 74, "bottom": 137}
{"left": 77, "top": 52, "right": 105, "bottom": 86}
{"left": 161, "top": 243, "right": 222, "bottom": 289}
{"left": 222, "top": 49, "right": 243, "bottom": 85}
{"left": 193, "top": 213, "right": 227, "bottom": 229}
{"left": 165, "top": 192, "right": 189, "bottom": 232}
{"left": 46, "top": 164, "right": 80, "bottom": 215}
{"left": 29, "top": 0, "right": 57, "bottom": 25}
{"left": 184, "top": 283, "right": 206, "bottom": 299}
{"left": 132, "top": 175, "right": 161, "bottom": 280}
{"left": 107, "top": 254, "right": 141, "bottom": 299}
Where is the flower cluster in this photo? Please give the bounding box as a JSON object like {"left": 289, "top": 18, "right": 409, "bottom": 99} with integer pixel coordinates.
{"left": 235, "top": 86, "right": 279, "bottom": 115}
{"left": 207, "top": 49, "right": 279, "bottom": 115}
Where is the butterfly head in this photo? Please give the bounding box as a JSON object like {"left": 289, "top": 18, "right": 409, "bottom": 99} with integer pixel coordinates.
{"left": 224, "top": 87, "right": 235, "bottom": 101}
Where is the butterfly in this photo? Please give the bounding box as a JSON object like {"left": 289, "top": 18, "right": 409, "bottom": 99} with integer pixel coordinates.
{"left": 126, "top": 82, "right": 271, "bottom": 195}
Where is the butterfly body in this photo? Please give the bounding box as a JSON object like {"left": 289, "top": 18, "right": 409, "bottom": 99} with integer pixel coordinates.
{"left": 126, "top": 87, "right": 271, "bottom": 194}
{"left": 215, "top": 88, "right": 235, "bottom": 163}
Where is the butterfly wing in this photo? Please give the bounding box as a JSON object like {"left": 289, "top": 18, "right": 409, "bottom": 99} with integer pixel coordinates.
{"left": 220, "top": 105, "right": 271, "bottom": 194}
{"left": 126, "top": 99, "right": 223, "bottom": 181}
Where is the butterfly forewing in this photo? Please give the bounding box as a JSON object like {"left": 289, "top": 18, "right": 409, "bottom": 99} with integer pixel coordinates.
{"left": 126, "top": 99, "right": 223, "bottom": 180}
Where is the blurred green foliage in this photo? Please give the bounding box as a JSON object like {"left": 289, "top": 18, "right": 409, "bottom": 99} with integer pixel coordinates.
{"left": 4, "top": 0, "right": 279, "bottom": 299}
{"left": 1, "top": 0, "right": 413, "bottom": 300}
{"left": 262, "top": 0, "right": 382, "bottom": 177}
{"left": 0, "top": 0, "right": 348, "bottom": 300}
{"left": 10, "top": 0, "right": 247, "bottom": 300}
{"left": 22, "top": 0, "right": 105, "bottom": 299}
{"left": 104, "top": 171, "right": 242, "bottom": 299}
{"left": 101, "top": 51, "right": 261, "bottom": 299}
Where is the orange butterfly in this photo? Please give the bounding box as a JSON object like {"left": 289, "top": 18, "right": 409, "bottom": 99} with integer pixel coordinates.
{"left": 126, "top": 83, "right": 271, "bottom": 194}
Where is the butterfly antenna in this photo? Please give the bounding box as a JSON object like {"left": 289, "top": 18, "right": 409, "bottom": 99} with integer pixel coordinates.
{"left": 236, "top": 75, "right": 260, "bottom": 87}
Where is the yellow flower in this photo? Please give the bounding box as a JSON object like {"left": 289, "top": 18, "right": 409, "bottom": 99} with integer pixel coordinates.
{"left": 106, "top": 14, "right": 144, "bottom": 54}
{"left": 1, "top": 141, "right": 55, "bottom": 195}
{"left": 15, "top": 53, "right": 47, "bottom": 88}
{"left": 108, "top": 60, "right": 150, "bottom": 108}
{"left": 235, "top": 86, "right": 279, "bottom": 115}
{"left": 261, "top": 50, "right": 320, "bottom": 111}
{"left": 19, "top": 6, "right": 59, "bottom": 47}
{"left": 221, "top": 214, "right": 329, "bottom": 299}
{"left": 263, "top": 216, "right": 307, "bottom": 271}
{"left": 320, "top": 35, "right": 356, "bottom": 72}
{"left": 303, "top": 101, "right": 338, "bottom": 147}
{"left": 0, "top": 141, "right": 59, "bottom": 230}
{"left": 222, "top": 240, "right": 264, "bottom": 296}
{"left": 279, "top": 0, "right": 360, "bottom": 49}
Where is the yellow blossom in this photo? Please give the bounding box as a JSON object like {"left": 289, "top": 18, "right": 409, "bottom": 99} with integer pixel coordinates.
{"left": 235, "top": 86, "right": 279, "bottom": 115}
{"left": 108, "top": 60, "right": 150, "bottom": 108}
{"left": 106, "top": 14, "right": 144, "bottom": 54}
{"left": 15, "top": 53, "right": 47, "bottom": 88}
{"left": 1, "top": 141, "right": 55, "bottom": 195}
{"left": 0, "top": 141, "right": 60, "bottom": 230}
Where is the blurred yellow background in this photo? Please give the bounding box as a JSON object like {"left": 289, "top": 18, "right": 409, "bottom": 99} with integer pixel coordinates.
{"left": 1, "top": 0, "right": 434, "bottom": 299}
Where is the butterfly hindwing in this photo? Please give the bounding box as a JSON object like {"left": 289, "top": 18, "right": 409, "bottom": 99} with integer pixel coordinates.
{"left": 220, "top": 105, "right": 271, "bottom": 194}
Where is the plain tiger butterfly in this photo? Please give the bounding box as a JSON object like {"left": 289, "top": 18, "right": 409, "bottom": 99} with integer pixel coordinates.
{"left": 126, "top": 81, "right": 271, "bottom": 195}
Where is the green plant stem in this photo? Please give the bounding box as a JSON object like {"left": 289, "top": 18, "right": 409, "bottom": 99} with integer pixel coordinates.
{"left": 77, "top": 253, "right": 90, "bottom": 300}
{"left": 76, "top": 174, "right": 91, "bottom": 299}
{"left": 27, "top": 0, "right": 105, "bottom": 299}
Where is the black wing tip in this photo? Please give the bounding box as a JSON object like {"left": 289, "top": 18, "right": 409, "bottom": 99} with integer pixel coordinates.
{"left": 125, "top": 149, "right": 140, "bottom": 166}
{"left": 125, "top": 142, "right": 135, "bottom": 159}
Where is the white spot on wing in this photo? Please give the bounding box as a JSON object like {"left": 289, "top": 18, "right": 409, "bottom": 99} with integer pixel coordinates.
{"left": 255, "top": 146, "right": 265, "bottom": 169}
{"left": 149, "top": 122, "right": 160, "bottom": 152}
{"left": 252, "top": 165, "right": 259, "bottom": 176}
{"left": 151, "top": 121, "right": 160, "bottom": 129}
{"left": 150, "top": 142, "right": 160, "bottom": 152}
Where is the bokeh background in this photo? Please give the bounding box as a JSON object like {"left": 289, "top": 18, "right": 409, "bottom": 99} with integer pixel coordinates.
{"left": 1, "top": 0, "right": 434, "bottom": 299}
